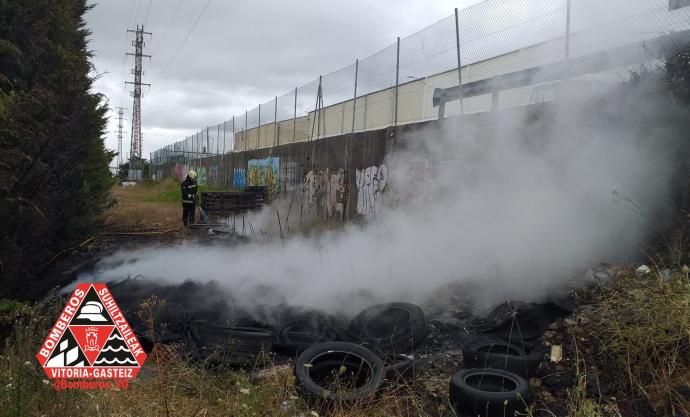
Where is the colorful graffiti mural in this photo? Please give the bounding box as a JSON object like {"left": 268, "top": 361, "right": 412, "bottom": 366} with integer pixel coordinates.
{"left": 233, "top": 168, "right": 246, "bottom": 189}
{"left": 195, "top": 167, "right": 207, "bottom": 186}
{"left": 248, "top": 157, "right": 279, "bottom": 195}
{"left": 356, "top": 164, "right": 387, "bottom": 216}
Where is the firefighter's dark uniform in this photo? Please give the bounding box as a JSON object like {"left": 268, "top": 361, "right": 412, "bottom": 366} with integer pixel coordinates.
{"left": 181, "top": 176, "right": 198, "bottom": 226}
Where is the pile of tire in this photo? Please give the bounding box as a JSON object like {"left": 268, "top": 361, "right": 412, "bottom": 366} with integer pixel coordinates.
{"left": 273, "top": 317, "right": 339, "bottom": 356}
{"left": 461, "top": 336, "right": 543, "bottom": 378}
{"left": 185, "top": 324, "right": 273, "bottom": 368}
{"left": 448, "top": 303, "right": 556, "bottom": 416}
{"left": 291, "top": 302, "right": 428, "bottom": 404}
{"left": 346, "top": 302, "right": 428, "bottom": 355}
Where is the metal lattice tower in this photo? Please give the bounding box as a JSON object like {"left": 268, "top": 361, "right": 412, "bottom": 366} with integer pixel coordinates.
{"left": 125, "top": 25, "right": 151, "bottom": 161}
{"left": 114, "top": 107, "right": 127, "bottom": 166}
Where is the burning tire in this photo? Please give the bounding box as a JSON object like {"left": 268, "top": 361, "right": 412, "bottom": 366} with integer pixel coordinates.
{"left": 462, "top": 336, "right": 543, "bottom": 378}
{"left": 294, "top": 341, "right": 385, "bottom": 402}
{"left": 185, "top": 325, "right": 273, "bottom": 367}
{"left": 449, "top": 369, "right": 530, "bottom": 416}
{"left": 347, "top": 302, "right": 427, "bottom": 354}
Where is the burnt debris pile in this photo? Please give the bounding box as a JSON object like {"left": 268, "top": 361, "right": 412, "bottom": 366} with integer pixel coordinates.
{"left": 105, "top": 278, "right": 572, "bottom": 415}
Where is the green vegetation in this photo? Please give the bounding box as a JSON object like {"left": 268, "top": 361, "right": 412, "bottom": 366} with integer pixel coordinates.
{"left": 136, "top": 178, "right": 227, "bottom": 204}
{"left": 0, "top": 0, "right": 113, "bottom": 300}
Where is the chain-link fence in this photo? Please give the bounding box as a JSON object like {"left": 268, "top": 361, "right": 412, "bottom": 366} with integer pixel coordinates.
{"left": 151, "top": 0, "right": 690, "bottom": 166}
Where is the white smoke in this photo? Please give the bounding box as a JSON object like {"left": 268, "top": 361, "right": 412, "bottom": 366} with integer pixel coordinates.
{"left": 87, "top": 80, "right": 676, "bottom": 317}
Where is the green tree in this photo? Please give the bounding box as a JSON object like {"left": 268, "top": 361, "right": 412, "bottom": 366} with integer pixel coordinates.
{"left": 0, "top": 0, "right": 113, "bottom": 299}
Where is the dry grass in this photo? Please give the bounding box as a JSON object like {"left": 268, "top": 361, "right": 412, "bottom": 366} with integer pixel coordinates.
{"left": 0, "top": 297, "right": 436, "bottom": 417}
{"left": 585, "top": 267, "right": 690, "bottom": 415}
{"left": 102, "top": 180, "right": 183, "bottom": 230}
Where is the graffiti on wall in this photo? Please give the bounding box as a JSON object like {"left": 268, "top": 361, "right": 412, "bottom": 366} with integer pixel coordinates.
{"left": 207, "top": 165, "right": 219, "bottom": 186}
{"left": 285, "top": 161, "right": 297, "bottom": 191}
{"left": 233, "top": 168, "right": 246, "bottom": 189}
{"left": 248, "top": 157, "right": 279, "bottom": 195}
{"left": 174, "top": 164, "right": 189, "bottom": 181}
{"left": 300, "top": 168, "right": 346, "bottom": 219}
{"left": 356, "top": 164, "right": 387, "bottom": 216}
{"left": 194, "top": 167, "right": 207, "bottom": 186}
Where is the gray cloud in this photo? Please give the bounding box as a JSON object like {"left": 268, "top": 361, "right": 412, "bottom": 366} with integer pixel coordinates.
{"left": 85, "top": 0, "right": 482, "bottom": 163}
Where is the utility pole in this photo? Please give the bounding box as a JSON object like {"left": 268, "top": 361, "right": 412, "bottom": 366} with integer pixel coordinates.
{"left": 114, "top": 107, "right": 127, "bottom": 167}
{"left": 125, "top": 25, "right": 151, "bottom": 169}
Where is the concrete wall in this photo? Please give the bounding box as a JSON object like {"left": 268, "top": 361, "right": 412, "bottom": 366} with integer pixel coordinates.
{"left": 155, "top": 126, "right": 394, "bottom": 221}
{"left": 153, "top": 107, "right": 509, "bottom": 222}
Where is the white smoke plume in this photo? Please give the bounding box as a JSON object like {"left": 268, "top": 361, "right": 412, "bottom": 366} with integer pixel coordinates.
{"left": 86, "top": 79, "right": 677, "bottom": 319}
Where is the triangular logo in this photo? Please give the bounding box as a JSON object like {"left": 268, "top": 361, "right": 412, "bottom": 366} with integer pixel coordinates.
{"left": 93, "top": 328, "right": 139, "bottom": 366}
{"left": 36, "top": 283, "right": 147, "bottom": 387}
{"left": 45, "top": 328, "right": 88, "bottom": 367}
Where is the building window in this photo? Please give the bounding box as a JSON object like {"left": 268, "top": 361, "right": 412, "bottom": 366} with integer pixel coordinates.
{"left": 670, "top": 0, "right": 690, "bottom": 10}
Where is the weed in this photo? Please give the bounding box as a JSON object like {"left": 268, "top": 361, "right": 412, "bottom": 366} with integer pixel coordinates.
{"left": 586, "top": 268, "right": 690, "bottom": 415}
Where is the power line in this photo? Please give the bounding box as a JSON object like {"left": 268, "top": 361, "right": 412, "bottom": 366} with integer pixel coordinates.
{"left": 151, "top": 0, "right": 184, "bottom": 56}
{"left": 133, "top": 0, "right": 142, "bottom": 24}
{"left": 144, "top": 0, "right": 154, "bottom": 25}
{"left": 150, "top": 0, "right": 169, "bottom": 35}
{"left": 153, "top": 0, "right": 210, "bottom": 82}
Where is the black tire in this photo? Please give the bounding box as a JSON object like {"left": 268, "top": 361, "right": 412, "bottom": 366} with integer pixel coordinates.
{"left": 383, "top": 354, "right": 416, "bottom": 380}
{"left": 186, "top": 325, "right": 273, "bottom": 367}
{"left": 275, "top": 319, "right": 338, "bottom": 355}
{"left": 449, "top": 369, "right": 530, "bottom": 416}
{"left": 479, "top": 301, "right": 570, "bottom": 342}
{"left": 294, "top": 342, "right": 385, "bottom": 403}
{"left": 347, "top": 303, "right": 427, "bottom": 354}
{"left": 462, "top": 336, "right": 543, "bottom": 378}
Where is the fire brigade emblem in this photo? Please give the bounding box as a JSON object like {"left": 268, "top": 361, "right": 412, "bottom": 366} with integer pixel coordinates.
{"left": 36, "top": 283, "right": 147, "bottom": 389}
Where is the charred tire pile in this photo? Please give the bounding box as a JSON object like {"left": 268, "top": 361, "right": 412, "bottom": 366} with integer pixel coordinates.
{"left": 274, "top": 318, "right": 338, "bottom": 356}
{"left": 294, "top": 342, "right": 385, "bottom": 403}
{"left": 449, "top": 369, "right": 530, "bottom": 416}
{"left": 347, "top": 303, "right": 428, "bottom": 354}
{"left": 185, "top": 325, "right": 273, "bottom": 367}
{"left": 476, "top": 301, "right": 570, "bottom": 343}
{"left": 461, "top": 336, "right": 542, "bottom": 378}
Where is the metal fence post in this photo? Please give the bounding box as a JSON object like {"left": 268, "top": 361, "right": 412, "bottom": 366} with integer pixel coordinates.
{"left": 244, "top": 110, "right": 248, "bottom": 151}
{"left": 565, "top": 0, "right": 571, "bottom": 61}
{"left": 206, "top": 127, "right": 210, "bottom": 155}
{"left": 455, "top": 8, "right": 464, "bottom": 115}
{"left": 352, "top": 58, "right": 358, "bottom": 133}
{"left": 217, "top": 124, "right": 220, "bottom": 154}
{"left": 258, "top": 104, "right": 262, "bottom": 149}
{"left": 273, "top": 96, "right": 278, "bottom": 146}
{"left": 394, "top": 36, "right": 400, "bottom": 127}
{"left": 292, "top": 87, "right": 297, "bottom": 142}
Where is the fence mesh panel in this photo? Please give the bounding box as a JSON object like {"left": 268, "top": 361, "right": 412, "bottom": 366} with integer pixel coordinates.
{"left": 151, "top": 0, "right": 690, "bottom": 165}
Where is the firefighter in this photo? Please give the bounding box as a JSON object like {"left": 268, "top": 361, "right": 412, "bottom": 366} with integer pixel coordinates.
{"left": 181, "top": 170, "right": 198, "bottom": 226}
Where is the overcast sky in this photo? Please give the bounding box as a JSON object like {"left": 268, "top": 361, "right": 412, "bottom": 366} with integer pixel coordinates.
{"left": 85, "top": 0, "right": 483, "bottom": 165}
